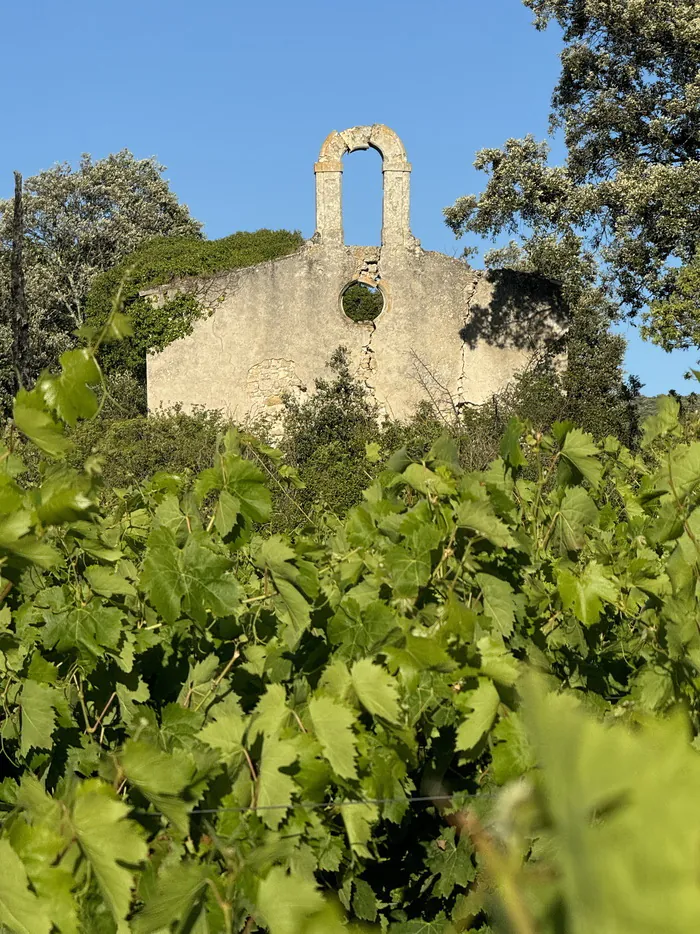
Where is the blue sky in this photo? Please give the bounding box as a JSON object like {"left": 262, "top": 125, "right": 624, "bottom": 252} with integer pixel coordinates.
{"left": 2, "top": 0, "right": 695, "bottom": 394}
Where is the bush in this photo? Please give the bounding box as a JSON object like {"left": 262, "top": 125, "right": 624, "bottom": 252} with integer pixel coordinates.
{"left": 67, "top": 406, "right": 226, "bottom": 491}
{"left": 83, "top": 228, "right": 305, "bottom": 380}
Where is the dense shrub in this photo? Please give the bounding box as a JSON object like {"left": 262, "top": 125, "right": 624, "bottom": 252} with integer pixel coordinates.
{"left": 83, "top": 229, "right": 304, "bottom": 379}
{"left": 67, "top": 406, "right": 226, "bottom": 490}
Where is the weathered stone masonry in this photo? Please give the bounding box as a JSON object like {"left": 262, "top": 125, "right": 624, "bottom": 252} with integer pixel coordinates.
{"left": 146, "top": 125, "right": 566, "bottom": 427}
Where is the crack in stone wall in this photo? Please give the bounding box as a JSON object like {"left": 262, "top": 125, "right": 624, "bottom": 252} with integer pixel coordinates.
{"left": 457, "top": 271, "right": 484, "bottom": 410}
{"left": 147, "top": 126, "right": 567, "bottom": 423}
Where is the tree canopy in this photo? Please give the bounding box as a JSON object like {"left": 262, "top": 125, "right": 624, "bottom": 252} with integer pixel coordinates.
{"left": 0, "top": 151, "right": 201, "bottom": 407}
{"left": 445, "top": 0, "right": 700, "bottom": 350}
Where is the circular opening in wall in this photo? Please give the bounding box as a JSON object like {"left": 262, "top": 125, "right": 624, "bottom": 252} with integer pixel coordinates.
{"left": 341, "top": 281, "right": 384, "bottom": 322}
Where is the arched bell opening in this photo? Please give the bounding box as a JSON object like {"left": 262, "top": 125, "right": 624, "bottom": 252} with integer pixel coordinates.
{"left": 342, "top": 146, "right": 383, "bottom": 247}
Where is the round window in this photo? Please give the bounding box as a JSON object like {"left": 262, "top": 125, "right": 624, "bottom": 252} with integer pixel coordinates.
{"left": 341, "top": 281, "right": 384, "bottom": 322}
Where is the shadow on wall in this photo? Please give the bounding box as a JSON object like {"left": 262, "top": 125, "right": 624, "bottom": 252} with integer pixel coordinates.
{"left": 460, "top": 270, "right": 569, "bottom": 352}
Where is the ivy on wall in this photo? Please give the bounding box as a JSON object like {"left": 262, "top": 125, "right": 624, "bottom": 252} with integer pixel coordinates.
{"left": 83, "top": 229, "right": 305, "bottom": 379}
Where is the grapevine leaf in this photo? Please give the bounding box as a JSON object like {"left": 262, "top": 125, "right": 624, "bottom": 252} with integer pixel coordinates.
{"left": 456, "top": 678, "right": 500, "bottom": 752}
{"left": 0, "top": 839, "right": 51, "bottom": 934}
{"left": 425, "top": 827, "right": 475, "bottom": 897}
{"left": 257, "top": 868, "right": 325, "bottom": 934}
{"left": 308, "top": 695, "right": 357, "bottom": 779}
{"left": 341, "top": 802, "right": 379, "bottom": 858}
{"left": 251, "top": 683, "right": 290, "bottom": 739}
{"left": 500, "top": 417, "right": 527, "bottom": 470}
{"left": 384, "top": 543, "right": 431, "bottom": 600}
{"left": 274, "top": 578, "right": 311, "bottom": 648}
{"left": 20, "top": 681, "right": 56, "bottom": 756}
{"left": 85, "top": 565, "right": 137, "bottom": 597}
{"left": 181, "top": 537, "right": 240, "bottom": 620}
{"left": 140, "top": 526, "right": 185, "bottom": 623}
{"left": 402, "top": 463, "right": 454, "bottom": 496}
{"left": 351, "top": 658, "right": 400, "bottom": 723}
{"left": 213, "top": 490, "right": 240, "bottom": 537}
{"left": 13, "top": 391, "right": 70, "bottom": 459}
{"left": 558, "top": 562, "right": 619, "bottom": 626}
{"left": 71, "top": 782, "right": 147, "bottom": 927}
{"left": 224, "top": 457, "right": 271, "bottom": 524}
{"left": 556, "top": 487, "right": 599, "bottom": 551}
{"left": 197, "top": 696, "right": 246, "bottom": 759}
{"left": 131, "top": 862, "right": 208, "bottom": 934}
{"left": 353, "top": 879, "right": 378, "bottom": 921}
{"left": 491, "top": 713, "right": 534, "bottom": 784}
{"left": 476, "top": 574, "right": 516, "bottom": 637}
{"left": 560, "top": 428, "right": 602, "bottom": 487}
{"left": 257, "top": 737, "right": 299, "bottom": 829}
{"left": 456, "top": 499, "right": 515, "bottom": 548}
{"left": 37, "top": 348, "right": 100, "bottom": 426}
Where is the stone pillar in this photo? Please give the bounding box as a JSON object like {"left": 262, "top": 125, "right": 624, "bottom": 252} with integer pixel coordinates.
{"left": 314, "top": 160, "right": 343, "bottom": 246}
{"left": 382, "top": 160, "right": 412, "bottom": 248}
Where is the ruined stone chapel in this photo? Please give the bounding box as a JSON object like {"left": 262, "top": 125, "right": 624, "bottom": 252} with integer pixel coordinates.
{"left": 146, "top": 124, "right": 566, "bottom": 424}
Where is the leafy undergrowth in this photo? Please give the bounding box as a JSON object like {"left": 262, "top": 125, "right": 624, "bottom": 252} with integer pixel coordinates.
{"left": 1, "top": 321, "right": 700, "bottom": 933}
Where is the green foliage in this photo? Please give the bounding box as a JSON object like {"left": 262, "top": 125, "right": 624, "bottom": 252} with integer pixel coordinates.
{"left": 341, "top": 283, "right": 384, "bottom": 322}
{"left": 646, "top": 246, "right": 700, "bottom": 350}
{"left": 83, "top": 229, "right": 304, "bottom": 379}
{"left": 67, "top": 406, "right": 225, "bottom": 492}
{"left": 2, "top": 325, "right": 700, "bottom": 931}
{"left": 445, "top": 0, "right": 700, "bottom": 349}
{"left": 0, "top": 151, "right": 201, "bottom": 411}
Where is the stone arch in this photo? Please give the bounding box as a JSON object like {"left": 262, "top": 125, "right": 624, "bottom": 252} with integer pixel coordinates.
{"left": 314, "top": 124, "right": 416, "bottom": 248}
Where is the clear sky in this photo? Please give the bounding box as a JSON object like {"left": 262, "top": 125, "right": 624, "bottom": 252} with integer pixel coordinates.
{"left": 2, "top": 0, "right": 695, "bottom": 395}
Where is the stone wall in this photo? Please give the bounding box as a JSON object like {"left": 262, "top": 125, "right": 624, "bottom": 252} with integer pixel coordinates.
{"left": 146, "top": 125, "right": 567, "bottom": 428}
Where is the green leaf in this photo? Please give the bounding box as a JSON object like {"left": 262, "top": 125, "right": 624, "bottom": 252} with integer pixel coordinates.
{"left": 556, "top": 486, "right": 599, "bottom": 551}
{"left": 456, "top": 678, "right": 500, "bottom": 751}
{"left": 213, "top": 489, "right": 240, "bottom": 537}
{"left": 251, "top": 683, "right": 290, "bottom": 739}
{"left": 71, "top": 782, "right": 148, "bottom": 927}
{"left": 120, "top": 740, "right": 193, "bottom": 796}
{"left": 257, "top": 737, "right": 299, "bottom": 829}
{"left": 308, "top": 695, "right": 357, "bottom": 780}
{"left": 353, "top": 879, "right": 378, "bottom": 921}
{"left": 456, "top": 499, "right": 515, "bottom": 548}
{"left": 340, "top": 802, "right": 378, "bottom": 858}
{"left": 274, "top": 578, "right": 311, "bottom": 648}
{"left": 181, "top": 537, "right": 240, "bottom": 620}
{"left": 384, "top": 543, "right": 432, "bottom": 600}
{"left": 477, "top": 635, "right": 520, "bottom": 686}
{"left": 558, "top": 562, "right": 619, "bottom": 626}
{"left": 20, "top": 681, "right": 56, "bottom": 756}
{"left": 351, "top": 658, "right": 400, "bottom": 723}
{"left": 425, "top": 827, "right": 475, "bottom": 898}
{"left": 140, "top": 526, "right": 184, "bottom": 623}
{"left": 38, "top": 348, "right": 101, "bottom": 427}
{"left": 13, "top": 391, "right": 70, "bottom": 458}
{"left": 402, "top": 463, "right": 454, "bottom": 496}
{"left": 0, "top": 839, "right": 51, "bottom": 934}
{"left": 257, "top": 868, "right": 325, "bottom": 934}
{"left": 642, "top": 395, "right": 681, "bottom": 445}
{"left": 500, "top": 417, "right": 527, "bottom": 470}
{"left": 224, "top": 456, "right": 271, "bottom": 524}
{"left": 197, "top": 696, "right": 246, "bottom": 759}
{"left": 476, "top": 573, "right": 516, "bottom": 637}
{"left": 491, "top": 713, "right": 534, "bottom": 784}
{"left": 521, "top": 676, "right": 700, "bottom": 933}
{"left": 131, "top": 862, "right": 207, "bottom": 934}
{"left": 85, "top": 565, "right": 137, "bottom": 597}
{"left": 561, "top": 428, "right": 602, "bottom": 487}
